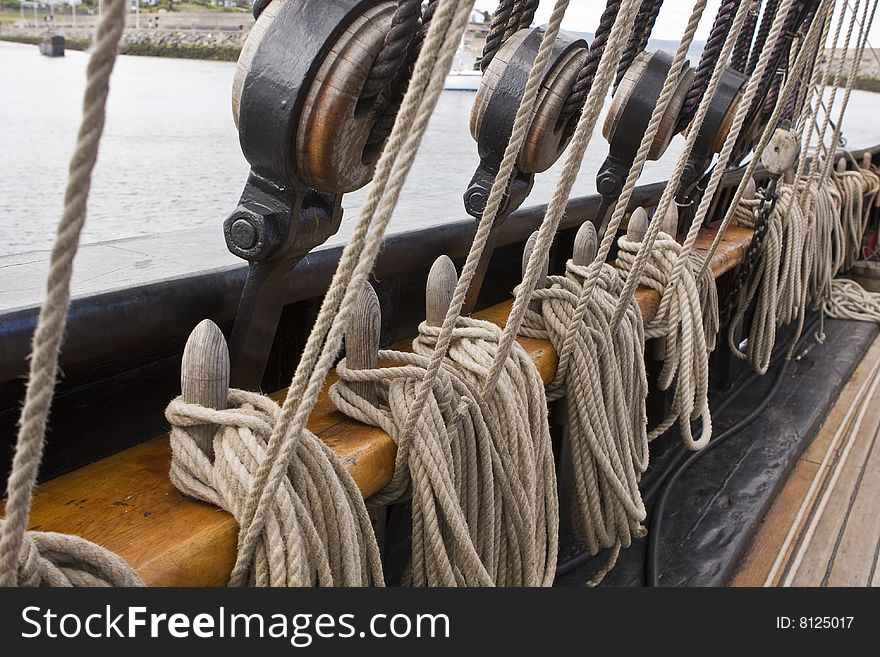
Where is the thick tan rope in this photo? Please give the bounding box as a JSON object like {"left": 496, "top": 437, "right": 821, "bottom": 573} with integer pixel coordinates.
{"left": 0, "top": 0, "right": 143, "bottom": 587}
{"left": 166, "top": 390, "right": 383, "bottom": 586}
{"left": 616, "top": 233, "right": 715, "bottom": 448}
{"left": 518, "top": 261, "right": 648, "bottom": 576}
{"left": 228, "top": 0, "right": 478, "bottom": 586}
{"left": 331, "top": 318, "right": 558, "bottom": 586}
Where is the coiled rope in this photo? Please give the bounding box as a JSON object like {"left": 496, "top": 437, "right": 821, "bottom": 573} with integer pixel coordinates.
{"left": 616, "top": 233, "right": 716, "bottom": 448}
{"left": 331, "top": 316, "right": 558, "bottom": 586}
{"left": 518, "top": 249, "right": 648, "bottom": 580}
{"left": 0, "top": 0, "right": 143, "bottom": 587}
{"left": 166, "top": 390, "right": 384, "bottom": 586}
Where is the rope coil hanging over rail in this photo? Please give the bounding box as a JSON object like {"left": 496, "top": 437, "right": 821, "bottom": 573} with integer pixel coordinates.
{"left": 616, "top": 216, "right": 716, "bottom": 448}
{"left": 519, "top": 223, "right": 648, "bottom": 577}
{"left": 331, "top": 270, "right": 558, "bottom": 586}
{"left": 167, "top": 321, "right": 383, "bottom": 586}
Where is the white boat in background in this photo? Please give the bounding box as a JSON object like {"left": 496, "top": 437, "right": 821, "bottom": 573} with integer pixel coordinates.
{"left": 444, "top": 35, "right": 481, "bottom": 91}
{"left": 444, "top": 69, "right": 481, "bottom": 91}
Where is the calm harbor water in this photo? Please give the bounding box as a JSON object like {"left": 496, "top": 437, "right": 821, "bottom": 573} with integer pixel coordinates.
{"left": 1, "top": 39, "right": 878, "bottom": 257}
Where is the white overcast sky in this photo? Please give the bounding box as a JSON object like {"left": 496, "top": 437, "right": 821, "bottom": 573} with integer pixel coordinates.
{"left": 471, "top": 0, "right": 880, "bottom": 46}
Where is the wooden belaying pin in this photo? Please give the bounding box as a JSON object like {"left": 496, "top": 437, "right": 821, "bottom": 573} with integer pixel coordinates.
{"left": 627, "top": 207, "right": 649, "bottom": 242}
{"left": 426, "top": 255, "right": 459, "bottom": 328}
{"left": 573, "top": 221, "right": 598, "bottom": 266}
{"left": 836, "top": 157, "right": 848, "bottom": 173}
{"left": 659, "top": 203, "right": 679, "bottom": 238}
{"left": 345, "top": 281, "right": 381, "bottom": 406}
{"left": 181, "top": 319, "right": 230, "bottom": 459}
{"left": 862, "top": 151, "right": 873, "bottom": 169}
{"left": 522, "top": 231, "right": 550, "bottom": 313}
{"left": 743, "top": 178, "right": 757, "bottom": 201}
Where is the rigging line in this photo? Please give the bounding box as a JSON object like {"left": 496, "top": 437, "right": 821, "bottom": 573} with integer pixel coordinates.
{"left": 619, "top": 0, "right": 808, "bottom": 333}
{"left": 554, "top": 0, "right": 713, "bottom": 385}
{"left": 610, "top": 0, "right": 757, "bottom": 330}
{"left": 845, "top": 0, "right": 880, "bottom": 68}
{"left": 227, "top": 0, "right": 480, "bottom": 586}
{"left": 695, "top": 0, "right": 835, "bottom": 279}
{"left": 393, "top": 0, "right": 580, "bottom": 453}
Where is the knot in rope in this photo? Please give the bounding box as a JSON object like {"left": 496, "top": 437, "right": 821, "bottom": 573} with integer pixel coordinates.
{"left": 616, "top": 232, "right": 714, "bottom": 449}
{"left": 518, "top": 260, "right": 648, "bottom": 574}
{"left": 330, "top": 317, "right": 558, "bottom": 586}
{"left": 166, "top": 390, "right": 383, "bottom": 586}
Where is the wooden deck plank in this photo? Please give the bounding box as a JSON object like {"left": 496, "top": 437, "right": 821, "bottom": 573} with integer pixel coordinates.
{"left": 732, "top": 336, "right": 880, "bottom": 587}
{"left": 826, "top": 424, "right": 880, "bottom": 586}
{"left": 788, "top": 393, "right": 880, "bottom": 586}
{"left": 4, "top": 224, "right": 753, "bottom": 586}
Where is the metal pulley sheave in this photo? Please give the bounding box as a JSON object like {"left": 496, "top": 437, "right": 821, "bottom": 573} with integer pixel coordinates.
{"left": 462, "top": 26, "right": 589, "bottom": 313}
{"left": 675, "top": 67, "right": 747, "bottom": 228}
{"left": 596, "top": 50, "right": 695, "bottom": 236}
{"left": 224, "top": 0, "right": 415, "bottom": 389}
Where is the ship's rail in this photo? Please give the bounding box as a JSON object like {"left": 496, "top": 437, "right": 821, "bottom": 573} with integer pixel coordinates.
{"left": 0, "top": 145, "right": 878, "bottom": 586}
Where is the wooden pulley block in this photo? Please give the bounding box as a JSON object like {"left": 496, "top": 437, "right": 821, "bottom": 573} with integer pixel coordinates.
{"left": 603, "top": 50, "right": 695, "bottom": 161}
{"left": 760, "top": 127, "right": 799, "bottom": 176}
{"left": 232, "top": 0, "right": 400, "bottom": 194}
{"left": 468, "top": 28, "right": 588, "bottom": 198}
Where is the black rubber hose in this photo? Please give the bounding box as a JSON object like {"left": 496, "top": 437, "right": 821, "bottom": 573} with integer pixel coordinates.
{"left": 645, "top": 316, "right": 820, "bottom": 587}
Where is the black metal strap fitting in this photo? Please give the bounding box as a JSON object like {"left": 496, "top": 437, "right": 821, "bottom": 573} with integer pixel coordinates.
{"left": 463, "top": 26, "right": 588, "bottom": 313}
{"left": 226, "top": 0, "right": 403, "bottom": 389}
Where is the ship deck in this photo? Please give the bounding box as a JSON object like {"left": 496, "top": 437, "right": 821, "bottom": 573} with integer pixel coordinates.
{"left": 734, "top": 335, "right": 880, "bottom": 587}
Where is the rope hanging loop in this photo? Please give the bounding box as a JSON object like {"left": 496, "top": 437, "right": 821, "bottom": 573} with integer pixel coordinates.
{"left": 615, "top": 207, "right": 715, "bottom": 448}
{"left": 518, "top": 221, "right": 648, "bottom": 577}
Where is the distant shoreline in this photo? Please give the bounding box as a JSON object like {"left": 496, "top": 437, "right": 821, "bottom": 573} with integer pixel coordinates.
{"left": 3, "top": 34, "right": 880, "bottom": 92}
{"left": 0, "top": 34, "right": 242, "bottom": 62}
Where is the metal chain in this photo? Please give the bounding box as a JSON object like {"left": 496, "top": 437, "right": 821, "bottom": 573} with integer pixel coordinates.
{"left": 723, "top": 178, "right": 780, "bottom": 323}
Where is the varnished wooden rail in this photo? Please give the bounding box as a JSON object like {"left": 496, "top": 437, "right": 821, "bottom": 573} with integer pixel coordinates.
{"left": 3, "top": 225, "right": 753, "bottom": 586}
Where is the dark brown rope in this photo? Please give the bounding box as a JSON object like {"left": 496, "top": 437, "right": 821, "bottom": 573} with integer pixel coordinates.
{"left": 730, "top": 0, "right": 760, "bottom": 72}
{"left": 676, "top": 0, "right": 742, "bottom": 133}
{"left": 361, "top": 0, "right": 424, "bottom": 99}
{"left": 482, "top": 0, "right": 518, "bottom": 70}
{"left": 615, "top": 0, "right": 665, "bottom": 89}
{"left": 746, "top": 0, "right": 781, "bottom": 74}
